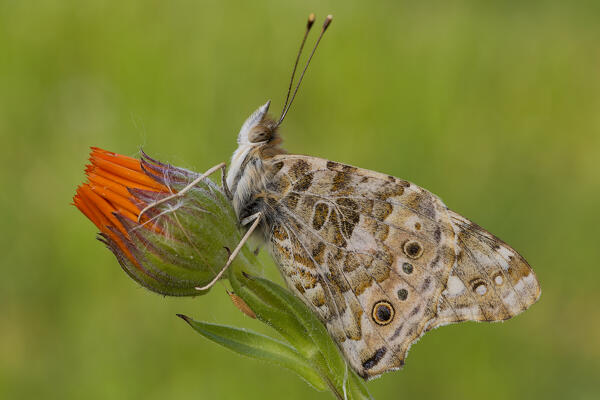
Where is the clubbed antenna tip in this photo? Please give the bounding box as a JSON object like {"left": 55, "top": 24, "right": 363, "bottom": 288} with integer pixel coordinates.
{"left": 323, "top": 15, "right": 333, "bottom": 31}
{"left": 307, "top": 13, "right": 315, "bottom": 28}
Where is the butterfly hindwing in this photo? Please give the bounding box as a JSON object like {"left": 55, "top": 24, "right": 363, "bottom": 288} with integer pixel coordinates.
{"left": 432, "top": 211, "right": 541, "bottom": 328}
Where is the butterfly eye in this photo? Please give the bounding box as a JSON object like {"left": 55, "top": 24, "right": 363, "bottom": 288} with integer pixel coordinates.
{"left": 372, "top": 301, "right": 395, "bottom": 325}
{"left": 403, "top": 240, "right": 423, "bottom": 259}
{"left": 248, "top": 129, "right": 270, "bottom": 143}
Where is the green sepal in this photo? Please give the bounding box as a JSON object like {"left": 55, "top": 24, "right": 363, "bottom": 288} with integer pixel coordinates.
{"left": 102, "top": 234, "right": 201, "bottom": 297}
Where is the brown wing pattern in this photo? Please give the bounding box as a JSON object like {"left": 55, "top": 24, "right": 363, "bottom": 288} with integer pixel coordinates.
{"left": 431, "top": 211, "right": 541, "bottom": 328}
{"left": 262, "top": 155, "right": 457, "bottom": 378}
{"left": 260, "top": 154, "right": 540, "bottom": 379}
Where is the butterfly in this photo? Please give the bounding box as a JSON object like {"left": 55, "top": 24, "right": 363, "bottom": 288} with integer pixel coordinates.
{"left": 161, "top": 14, "right": 541, "bottom": 379}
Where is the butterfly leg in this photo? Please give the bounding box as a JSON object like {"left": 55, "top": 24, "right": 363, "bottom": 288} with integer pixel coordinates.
{"left": 138, "top": 162, "right": 227, "bottom": 222}
{"left": 195, "top": 212, "right": 262, "bottom": 291}
{"left": 220, "top": 163, "right": 233, "bottom": 201}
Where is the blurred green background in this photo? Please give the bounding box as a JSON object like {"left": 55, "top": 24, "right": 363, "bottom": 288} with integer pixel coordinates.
{"left": 2, "top": 0, "right": 599, "bottom": 399}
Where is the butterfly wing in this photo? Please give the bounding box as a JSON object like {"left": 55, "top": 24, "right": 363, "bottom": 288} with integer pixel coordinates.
{"left": 261, "top": 155, "right": 540, "bottom": 379}
{"left": 431, "top": 210, "right": 541, "bottom": 328}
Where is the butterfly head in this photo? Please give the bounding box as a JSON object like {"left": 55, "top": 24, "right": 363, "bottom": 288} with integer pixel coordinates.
{"left": 237, "top": 100, "right": 279, "bottom": 146}
{"left": 227, "top": 101, "right": 284, "bottom": 203}
{"left": 234, "top": 100, "right": 285, "bottom": 162}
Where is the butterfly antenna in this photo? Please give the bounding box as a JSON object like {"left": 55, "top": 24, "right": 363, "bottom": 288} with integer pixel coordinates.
{"left": 278, "top": 14, "right": 333, "bottom": 126}
{"left": 279, "top": 13, "right": 316, "bottom": 120}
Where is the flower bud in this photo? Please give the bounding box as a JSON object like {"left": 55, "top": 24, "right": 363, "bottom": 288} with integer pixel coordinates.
{"left": 73, "top": 148, "right": 243, "bottom": 296}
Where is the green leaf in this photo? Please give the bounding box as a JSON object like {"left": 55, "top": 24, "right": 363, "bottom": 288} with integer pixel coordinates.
{"left": 228, "top": 268, "right": 372, "bottom": 399}
{"left": 177, "top": 314, "right": 327, "bottom": 391}
{"left": 242, "top": 276, "right": 352, "bottom": 396}
{"left": 231, "top": 272, "right": 346, "bottom": 372}
{"left": 229, "top": 271, "right": 315, "bottom": 354}
{"left": 256, "top": 276, "right": 346, "bottom": 373}
{"left": 347, "top": 371, "right": 374, "bottom": 400}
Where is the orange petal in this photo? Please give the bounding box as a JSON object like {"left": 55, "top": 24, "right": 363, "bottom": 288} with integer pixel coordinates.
{"left": 89, "top": 183, "right": 141, "bottom": 217}
{"left": 74, "top": 188, "right": 103, "bottom": 231}
{"left": 90, "top": 155, "right": 166, "bottom": 191}
{"left": 87, "top": 166, "right": 167, "bottom": 194}
{"left": 79, "top": 185, "right": 129, "bottom": 239}
{"left": 75, "top": 186, "right": 111, "bottom": 232}
{"left": 90, "top": 147, "right": 145, "bottom": 172}
{"left": 86, "top": 171, "right": 133, "bottom": 199}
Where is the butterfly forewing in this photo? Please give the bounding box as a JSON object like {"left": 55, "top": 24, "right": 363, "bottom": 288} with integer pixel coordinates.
{"left": 261, "top": 155, "right": 467, "bottom": 377}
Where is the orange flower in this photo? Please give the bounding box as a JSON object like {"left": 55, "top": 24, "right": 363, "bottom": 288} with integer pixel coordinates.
{"left": 73, "top": 148, "right": 240, "bottom": 296}
{"left": 74, "top": 148, "right": 165, "bottom": 261}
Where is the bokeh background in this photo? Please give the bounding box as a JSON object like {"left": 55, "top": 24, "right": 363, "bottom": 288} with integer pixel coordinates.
{"left": 2, "top": 1, "right": 599, "bottom": 399}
